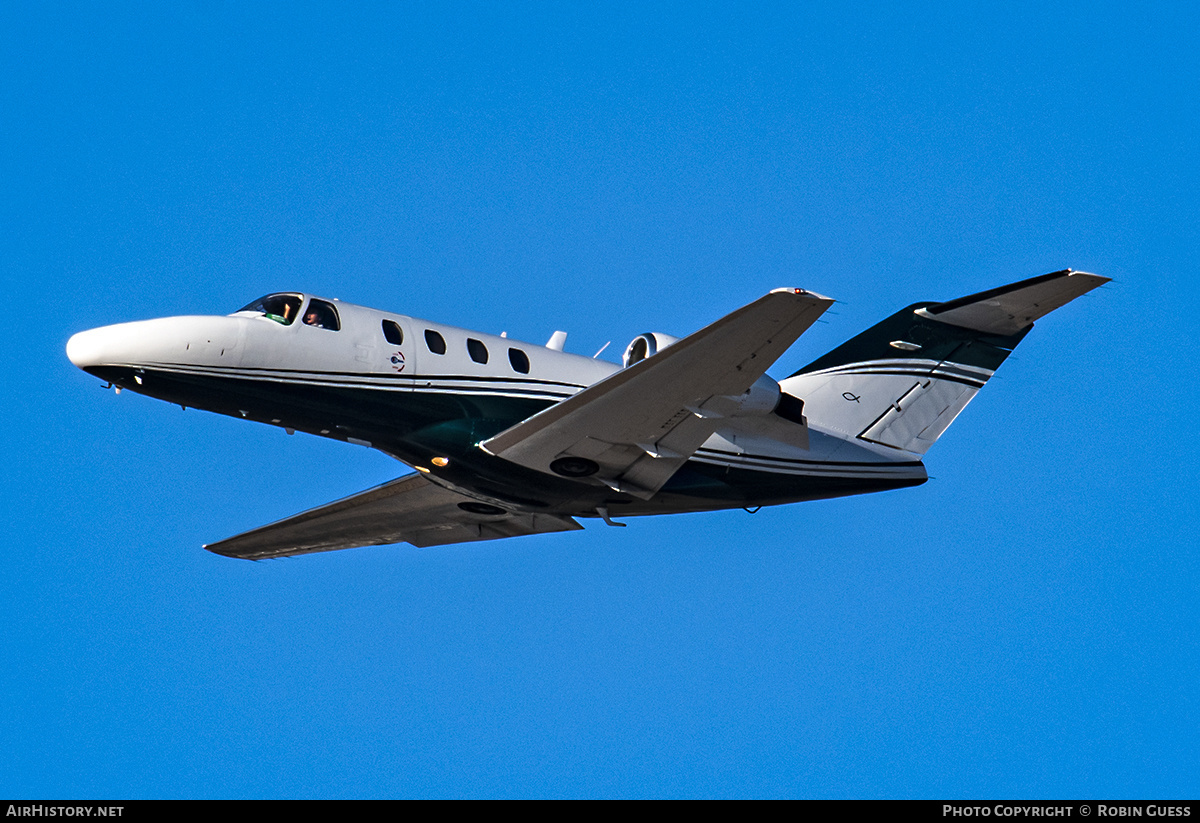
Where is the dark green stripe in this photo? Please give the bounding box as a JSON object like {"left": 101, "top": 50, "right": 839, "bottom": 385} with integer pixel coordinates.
{"left": 792, "top": 303, "right": 1031, "bottom": 377}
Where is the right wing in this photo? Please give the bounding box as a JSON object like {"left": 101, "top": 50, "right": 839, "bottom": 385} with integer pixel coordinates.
{"left": 204, "top": 473, "right": 582, "bottom": 560}
{"left": 481, "top": 288, "right": 834, "bottom": 498}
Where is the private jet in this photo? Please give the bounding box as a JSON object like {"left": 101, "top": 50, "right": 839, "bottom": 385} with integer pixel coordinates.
{"left": 66, "top": 270, "right": 1106, "bottom": 559}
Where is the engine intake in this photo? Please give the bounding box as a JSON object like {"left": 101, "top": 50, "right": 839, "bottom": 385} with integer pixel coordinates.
{"left": 622, "top": 333, "right": 680, "bottom": 368}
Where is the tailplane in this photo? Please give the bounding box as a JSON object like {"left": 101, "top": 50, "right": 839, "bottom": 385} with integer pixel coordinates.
{"left": 780, "top": 270, "right": 1107, "bottom": 455}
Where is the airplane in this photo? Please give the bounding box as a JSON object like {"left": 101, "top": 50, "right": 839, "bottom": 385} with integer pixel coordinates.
{"left": 66, "top": 269, "right": 1107, "bottom": 560}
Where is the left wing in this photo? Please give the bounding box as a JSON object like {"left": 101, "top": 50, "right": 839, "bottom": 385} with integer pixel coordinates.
{"left": 204, "top": 473, "right": 582, "bottom": 560}
{"left": 481, "top": 288, "right": 833, "bottom": 498}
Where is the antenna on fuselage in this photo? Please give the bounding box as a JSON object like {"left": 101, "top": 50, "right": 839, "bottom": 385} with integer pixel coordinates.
{"left": 545, "top": 330, "right": 567, "bottom": 351}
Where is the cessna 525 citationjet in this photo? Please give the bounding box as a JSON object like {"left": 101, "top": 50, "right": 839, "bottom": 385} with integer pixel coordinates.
{"left": 66, "top": 270, "right": 1105, "bottom": 560}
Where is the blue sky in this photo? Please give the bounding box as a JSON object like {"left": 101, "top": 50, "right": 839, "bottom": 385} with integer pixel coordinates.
{"left": 3, "top": 1, "right": 1197, "bottom": 798}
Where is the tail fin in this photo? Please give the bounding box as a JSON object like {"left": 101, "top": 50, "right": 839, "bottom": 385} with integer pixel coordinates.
{"left": 780, "top": 270, "right": 1108, "bottom": 455}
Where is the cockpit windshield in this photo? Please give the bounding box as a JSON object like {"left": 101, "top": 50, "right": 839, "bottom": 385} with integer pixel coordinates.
{"left": 238, "top": 293, "right": 304, "bottom": 325}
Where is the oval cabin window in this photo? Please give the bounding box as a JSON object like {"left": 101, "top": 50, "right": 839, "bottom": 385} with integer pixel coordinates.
{"left": 508, "top": 348, "right": 530, "bottom": 374}
{"left": 467, "top": 338, "right": 489, "bottom": 364}
{"left": 424, "top": 329, "right": 446, "bottom": 355}
{"left": 382, "top": 320, "right": 404, "bottom": 346}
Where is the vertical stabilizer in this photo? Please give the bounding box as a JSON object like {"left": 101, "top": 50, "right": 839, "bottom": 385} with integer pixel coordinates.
{"left": 780, "top": 270, "right": 1107, "bottom": 455}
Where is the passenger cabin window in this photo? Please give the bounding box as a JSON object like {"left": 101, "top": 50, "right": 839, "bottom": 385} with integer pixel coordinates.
{"left": 302, "top": 299, "right": 340, "bottom": 331}
{"left": 508, "top": 348, "right": 530, "bottom": 374}
{"left": 382, "top": 319, "right": 404, "bottom": 346}
{"left": 467, "top": 338, "right": 489, "bottom": 364}
{"left": 425, "top": 329, "right": 447, "bottom": 355}
{"left": 240, "top": 293, "right": 303, "bottom": 326}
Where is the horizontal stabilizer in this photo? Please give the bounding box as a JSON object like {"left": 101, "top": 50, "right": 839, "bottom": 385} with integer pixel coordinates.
{"left": 205, "top": 474, "right": 581, "bottom": 560}
{"left": 920, "top": 270, "right": 1108, "bottom": 335}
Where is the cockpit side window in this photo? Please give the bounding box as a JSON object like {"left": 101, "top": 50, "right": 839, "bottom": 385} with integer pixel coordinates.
{"left": 239, "top": 294, "right": 303, "bottom": 326}
{"left": 302, "top": 299, "right": 341, "bottom": 331}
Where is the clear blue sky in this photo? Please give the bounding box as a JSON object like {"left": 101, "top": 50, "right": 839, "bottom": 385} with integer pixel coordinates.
{"left": 3, "top": 1, "right": 1197, "bottom": 798}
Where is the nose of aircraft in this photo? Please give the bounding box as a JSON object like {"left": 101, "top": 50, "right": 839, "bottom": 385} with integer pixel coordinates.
{"left": 66, "top": 326, "right": 117, "bottom": 369}
{"left": 66, "top": 316, "right": 246, "bottom": 372}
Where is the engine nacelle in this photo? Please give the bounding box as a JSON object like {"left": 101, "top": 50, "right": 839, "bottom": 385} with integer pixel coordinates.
{"left": 691, "top": 373, "right": 783, "bottom": 418}
{"left": 622, "top": 332, "right": 788, "bottom": 419}
{"left": 622, "top": 332, "right": 680, "bottom": 368}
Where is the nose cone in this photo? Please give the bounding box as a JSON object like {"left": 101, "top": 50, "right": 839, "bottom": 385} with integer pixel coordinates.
{"left": 65, "top": 321, "right": 162, "bottom": 371}
{"left": 66, "top": 326, "right": 116, "bottom": 369}
{"left": 66, "top": 316, "right": 246, "bottom": 373}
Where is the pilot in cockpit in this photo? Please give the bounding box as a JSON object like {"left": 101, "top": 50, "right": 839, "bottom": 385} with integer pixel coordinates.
{"left": 302, "top": 299, "right": 340, "bottom": 330}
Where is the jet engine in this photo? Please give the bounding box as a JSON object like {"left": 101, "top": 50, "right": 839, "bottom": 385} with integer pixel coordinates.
{"left": 690, "top": 373, "right": 784, "bottom": 418}
{"left": 621, "top": 332, "right": 799, "bottom": 421}
{"left": 622, "top": 332, "right": 679, "bottom": 368}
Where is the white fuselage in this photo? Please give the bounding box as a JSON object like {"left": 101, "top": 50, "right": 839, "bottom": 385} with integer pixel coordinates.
{"left": 67, "top": 293, "right": 927, "bottom": 518}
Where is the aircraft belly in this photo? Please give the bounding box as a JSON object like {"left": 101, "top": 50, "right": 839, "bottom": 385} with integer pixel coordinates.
{"left": 587, "top": 459, "right": 927, "bottom": 518}
{"left": 89, "top": 365, "right": 580, "bottom": 477}
{"left": 86, "top": 364, "right": 927, "bottom": 519}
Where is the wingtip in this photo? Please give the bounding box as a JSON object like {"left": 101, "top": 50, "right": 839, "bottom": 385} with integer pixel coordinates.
{"left": 770, "top": 287, "right": 836, "bottom": 303}
{"left": 1066, "top": 270, "right": 1111, "bottom": 286}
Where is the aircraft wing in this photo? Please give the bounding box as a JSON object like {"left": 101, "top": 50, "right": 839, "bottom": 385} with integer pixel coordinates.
{"left": 204, "top": 473, "right": 582, "bottom": 560}
{"left": 480, "top": 288, "right": 834, "bottom": 498}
